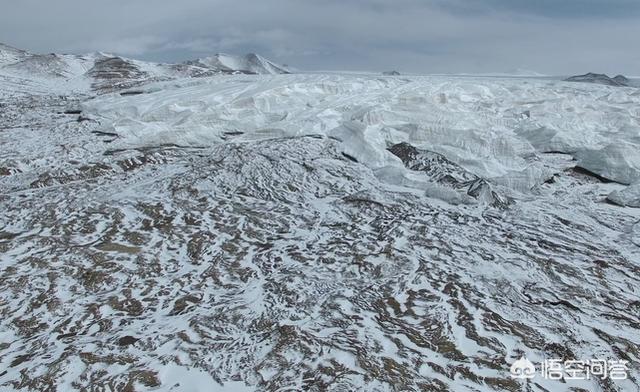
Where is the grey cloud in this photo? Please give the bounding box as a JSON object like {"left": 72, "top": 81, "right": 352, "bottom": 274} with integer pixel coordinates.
{"left": 433, "top": 0, "right": 640, "bottom": 18}
{"left": 1, "top": 0, "right": 638, "bottom": 75}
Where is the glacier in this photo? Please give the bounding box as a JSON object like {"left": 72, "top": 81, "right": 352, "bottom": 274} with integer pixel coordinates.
{"left": 83, "top": 73, "right": 640, "bottom": 194}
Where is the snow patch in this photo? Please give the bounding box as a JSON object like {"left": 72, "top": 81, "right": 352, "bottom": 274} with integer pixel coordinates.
{"left": 608, "top": 183, "right": 640, "bottom": 207}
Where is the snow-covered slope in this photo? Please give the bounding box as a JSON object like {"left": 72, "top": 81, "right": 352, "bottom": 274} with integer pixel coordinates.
{"left": 2, "top": 53, "right": 91, "bottom": 79}
{"left": 0, "top": 43, "right": 29, "bottom": 66}
{"left": 1, "top": 68, "right": 640, "bottom": 392}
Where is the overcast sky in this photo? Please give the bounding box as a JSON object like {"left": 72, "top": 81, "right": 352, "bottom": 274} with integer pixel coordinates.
{"left": 1, "top": 0, "right": 639, "bottom": 75}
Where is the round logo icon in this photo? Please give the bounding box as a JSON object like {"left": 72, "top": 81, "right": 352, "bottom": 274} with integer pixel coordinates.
{"left": 510, "top": 356, "right": 536, "bottom": 379}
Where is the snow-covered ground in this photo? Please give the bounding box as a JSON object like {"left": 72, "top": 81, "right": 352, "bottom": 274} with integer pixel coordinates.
{"left": 1, "top": 64, "right": 640, "bottom": 391}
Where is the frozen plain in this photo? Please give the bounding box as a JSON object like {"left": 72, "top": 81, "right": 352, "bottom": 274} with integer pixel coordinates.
{"left": 1, "top": 63, "right": 640, "bottom": 391}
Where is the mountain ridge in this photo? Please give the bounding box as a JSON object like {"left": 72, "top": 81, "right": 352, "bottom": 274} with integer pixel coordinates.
{"left": 0, "top": 42, "right": 291, "bottom": 93}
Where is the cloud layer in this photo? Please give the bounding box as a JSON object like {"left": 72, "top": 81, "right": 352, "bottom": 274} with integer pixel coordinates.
{"left": 2, "top": 0, "right": 639, "bottom": 75}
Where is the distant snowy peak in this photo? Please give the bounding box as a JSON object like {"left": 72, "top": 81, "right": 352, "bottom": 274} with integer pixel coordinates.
{"left": 565, "top": 72, "right": 630, "bottom": 87}
{"left": 189, "top": 53, "right": 290, "bottom": 75}
{"left": 83, "top": 51, "right": 290, "bottom": 92}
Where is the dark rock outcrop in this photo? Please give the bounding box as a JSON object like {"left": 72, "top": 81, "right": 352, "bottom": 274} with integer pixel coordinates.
{"left": 613, "top": 75, "right": 630, "bottom": 85}
{"left": 87, "top": 56, "right": 156, "bottom": 92}
{"left": 564, "top": 73, "right": 629, "bottom": 87}
{"left": 388, "top": 142, "right": 512, "bottom": 208}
